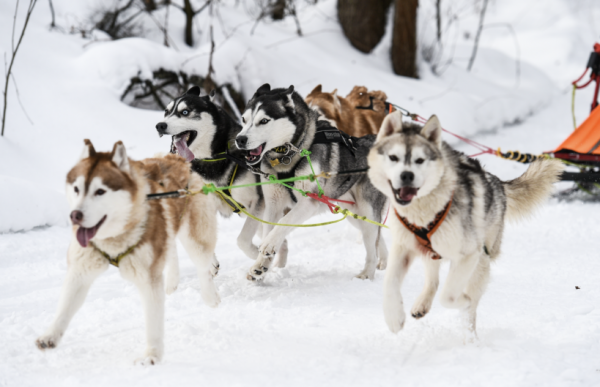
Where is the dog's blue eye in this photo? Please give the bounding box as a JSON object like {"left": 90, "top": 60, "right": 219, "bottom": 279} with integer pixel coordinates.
{"left": 415, "top": 158, "right": 425, "bottom": 164}
{"left": 260, "top": 118, "right": 269, "bottom": 125}
{"left": 389, "top": 155, "right": 399, "bottom": 162}
{"left": 182, "top": 110, "right": 189, "bottom": 116}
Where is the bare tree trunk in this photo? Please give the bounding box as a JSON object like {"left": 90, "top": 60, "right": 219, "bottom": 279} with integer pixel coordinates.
{"left": 338, "top": 0, "right": 391, "bottom": 53}
{"left": 271, "top": 0, "right": 286, "bottom": 20}
{"left": 391, "top": 0, "right": 418, "bottom": 78}
{"left": 183, "top": 0, "right": 195, "bottom": 47}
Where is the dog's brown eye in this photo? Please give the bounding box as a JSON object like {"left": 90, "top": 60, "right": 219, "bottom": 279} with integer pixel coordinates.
{"left": 74, "top": 186, "right": 79, "bottom": 194}
{"left": 260, "top": 118, "right": 270, "bottom": 125}
{"left": 415, "top": 158, "right": 425, "bottom": 164}
{"left": 95, "top": 189, "right": 106, "bottom": 196}
{"left": 389, "top": 155, "right": 399, "bottom": 162}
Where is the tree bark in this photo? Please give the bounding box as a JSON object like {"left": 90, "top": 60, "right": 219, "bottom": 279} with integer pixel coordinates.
{"left": 391, "top": 0, "right": 418, "bottom": 78}
{"left": 338, "top": 0, "right": 391, "bottom": 53}
{"left": 183, "top": 0, "right": 194, "bottom": 47}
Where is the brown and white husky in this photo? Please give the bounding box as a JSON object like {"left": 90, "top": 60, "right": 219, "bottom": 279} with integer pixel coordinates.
{"left": 35, "top": 140, "right": 220, "bottom": 365}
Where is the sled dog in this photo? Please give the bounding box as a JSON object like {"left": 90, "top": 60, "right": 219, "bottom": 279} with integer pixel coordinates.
{"left": 155, "top": 87, "right": 292, "bottom": 265}
{"left": 305, "top": 85, "right": 391, "bottom": 137}
{"left": 367, "top": 111, "right": 564, "bottom": 334}
{"left": 235, "top": 84, "right": 389, "bottom": 281}
{"left": 36, "top": 140, "right": 220, "bottom": 364}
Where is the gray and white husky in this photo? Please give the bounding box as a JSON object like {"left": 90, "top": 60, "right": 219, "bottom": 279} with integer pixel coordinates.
{"left": 155, "top": 87, "right": 286, "bottom": 263}
{"left": 235, "top": 84, "right": 389, "bottom": 281}
{"left": 368, "top": 111, "right": 564, "bottom": 334}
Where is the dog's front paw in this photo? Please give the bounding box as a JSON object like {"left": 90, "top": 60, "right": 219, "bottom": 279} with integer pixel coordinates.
{"left": 35, "top": 332, "right": 62, "bottom": 351}
{"left": 383, "top": 303, "right": 406, "bottom": 333}
{"left": 376, "top": 257, "right": 387, "bottom": 270}
{"left": 354, "top": 268, "right": 376, "bottom": 281}
{"left": 247, "top": 256, "right": 272, "bottom": 282}
{"left": 199, "top": 278, "right": 221, "bottom": 308}
{"left": 135, "top": 355, "right": 160, "bottom": 366}
{"left": 411, "top": 294, "right": 434, "bottom": 319}
{"left": 210, "top": 255, "right": 220, "bottom": 277}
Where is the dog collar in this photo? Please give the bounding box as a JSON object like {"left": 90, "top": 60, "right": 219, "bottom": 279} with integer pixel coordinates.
{"left": 394, "top": 192, "right": 454, "bottom": 260}
{"left": 268, "top": 142, "right": 301, "bottom": 167}
{"left": 90, "top": 240, "right": 140, "bottom": 267}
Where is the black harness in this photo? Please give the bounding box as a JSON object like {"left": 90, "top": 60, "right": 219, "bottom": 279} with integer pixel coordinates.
{"left": 355, "top": 96, "right": 394, "bottom": 115}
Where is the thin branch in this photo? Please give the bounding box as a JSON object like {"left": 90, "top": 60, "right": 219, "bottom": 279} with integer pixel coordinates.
{"left": 467, "top": 0, "right": 489, "bottom": 72}
{"left": 2, "top": 0, "right": 38, "bottom": 136}
{"left": 436, "top": 0, "right": 441, "bottom": 42}
{"left": 193, "top": 0, "right": 211, "bottom": 16}
{"left": 10, "top": 73, "right": 33, "bottom": 125}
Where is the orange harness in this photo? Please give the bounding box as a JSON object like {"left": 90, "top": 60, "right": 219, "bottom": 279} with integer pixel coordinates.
{"left": 394, "top": 193, "right": 454, "bottom": 260}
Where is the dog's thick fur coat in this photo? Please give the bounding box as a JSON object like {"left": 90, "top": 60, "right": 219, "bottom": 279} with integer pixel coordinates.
{"left": 367, "top": 112, "right": 564, "bottom": 334}
{"left": 305, "top": 85, "right": 389, "bottom": 137}
{"left": 35, "top": 140, "right": 219, "bottom": 364}
{"left": 236, "top": 84, "right": 389, "bottom": 281}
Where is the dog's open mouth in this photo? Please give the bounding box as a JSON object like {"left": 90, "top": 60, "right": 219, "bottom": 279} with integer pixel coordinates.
{"left": 390, "top": 181, "right": 418, "bottom": 205}
{"left": 173, "top": 130, "right": 198, "bottom": 162}
{"left": 76, "top": 215, "right": 107, "bottom": 248}
{"left": 245, "top": 143, "right": 266, "bottom": 165}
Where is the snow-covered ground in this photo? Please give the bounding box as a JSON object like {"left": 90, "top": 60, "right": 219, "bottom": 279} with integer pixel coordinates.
{"left": 1, "top": 0, "right": 599, "bottom": 386}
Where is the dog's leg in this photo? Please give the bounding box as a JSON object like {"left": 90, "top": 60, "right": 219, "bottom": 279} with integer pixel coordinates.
{"left": 275, "top": 239, "right": 288, "bottom": 268}
{"left": 36, "top": 259, "right": 107, "bottom": 351}
{"left": 164, "top": 241, "right": 179, "bottom": 295}
{"left": 247, "top": 199, "right": 321, "bottom": 282}
{"left": 347, "top": 217, "right": 379, "bottom": 280}
{"left": 383, "top": 246, "right": 415, "bottom": 333}
{"left": 178, "top": 223, "right": 220, "bottom": 308}
{"left": 461, "top": 255, "right": 491, "bottom": 338}
{"left": 376, "top": 229, "right": 388, "bottom": 270}
{"left": 237, "top": 216, "right": 260, "bottom": 260}
{"left": 438, "top": 252, "right": 480, "bottom": 310}
{"left": 410, "top": 257, "right": 441, "bottom": 319}
{"left": 210, "top": 254, "right": 220, "bottom": 277}
{"left": 134, "top": 276, "right": 165, "bottom": 365}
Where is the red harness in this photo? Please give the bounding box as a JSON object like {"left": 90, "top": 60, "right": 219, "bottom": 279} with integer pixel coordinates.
{"left": 394, "top": 193, "right": 454, "bottom": 260}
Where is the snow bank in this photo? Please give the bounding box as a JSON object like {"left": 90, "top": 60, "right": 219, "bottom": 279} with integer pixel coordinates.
{"left": 0, "top": 176, "right": 68, "bottom": 233}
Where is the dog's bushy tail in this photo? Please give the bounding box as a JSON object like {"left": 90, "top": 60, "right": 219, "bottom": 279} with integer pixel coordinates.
{"left": 502, "top": 158, "right": 564, "bottom": 222}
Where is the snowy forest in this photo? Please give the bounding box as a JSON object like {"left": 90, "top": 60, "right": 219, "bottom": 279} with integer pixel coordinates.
{"left": 1, "top": 0, "right": 599, "bottom": 386}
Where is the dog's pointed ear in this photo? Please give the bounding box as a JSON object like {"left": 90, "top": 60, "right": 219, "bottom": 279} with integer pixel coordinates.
{"left": 186, "top": 86, "right": 201, "bottom": 96}
{"left": 420, "top": 115, "right": 442, "bottom": 147}
{"left": 209, "top": 89, "right": 216, "bottom": 102}
{"left": 253, "top": 83, "right": 271, "bottom": 99}
{"left": 332, "top": 90, "right": 342, "bottom": 112}
{"left": 310, "top": 84, "right": 322, "bottom": 94}
{"left": 376, "top": 111, "right": 403, "bottom": 142}
{"left": 282, "top": 85, "right": 295, "bottom": 109}
{"left": 81, "top": 139, "right": 96, "bottom": 160}
{"left": 111, "top": 141, "right": 130, "bottom": 173}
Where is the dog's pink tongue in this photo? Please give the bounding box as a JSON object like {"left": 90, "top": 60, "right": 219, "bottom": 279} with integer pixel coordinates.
{"left": 76, "top": 225, "right": 99, "bottom": 248}
{"left": 174, "top": 137, "right": 195, "bottom": 162}
{"left": 249, "top": 144, "right": 263, "bottom": 156}
{"left": 399, "top": 187, "right": 418, "bottom": 201}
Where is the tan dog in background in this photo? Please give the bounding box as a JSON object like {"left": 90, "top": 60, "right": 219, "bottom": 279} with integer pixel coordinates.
{"left": 305, "top": 85, "right": 392, "bottom": 137}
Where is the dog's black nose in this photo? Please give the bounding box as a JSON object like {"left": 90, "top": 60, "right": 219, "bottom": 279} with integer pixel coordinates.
{"left": 70, "top": 210, "right": 84, "bottom": 225}
{"left": 156, "top": 122, "right": 168, "bottom": 134}
{"left": 400, "top": 171, "right": 414, "bottom": 184}
{"left": 236, "top": 136, "right": 248, "bottom": 149}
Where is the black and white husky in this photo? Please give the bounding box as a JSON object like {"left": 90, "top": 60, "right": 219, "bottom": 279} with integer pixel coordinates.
{"left": 368, "top": 111, "right": 564, "bottom": 334}
{"left": 235, "top": 84, "right": 389, "bottom": 281}
{"left": 155, "top": 87, "right": 291, "bottom": 263}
